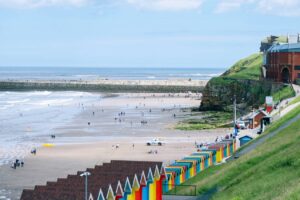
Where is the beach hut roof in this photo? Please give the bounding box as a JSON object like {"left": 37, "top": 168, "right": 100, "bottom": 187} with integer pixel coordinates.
{"left": 20, "top": 160, "right": 162, "bottom": 200}
{"left": 116, "top": 181, "right": 124, "bottom": 197}
{"left": 147, "top": 168, "right": 154, "bottom": 183}
{"left": 97, "top": 189, "right": 105, "bottom": 200}
{"left": 132, "top": 174, "right": 140, "bottom": 191}
{"left": 106, "top": 185, "right": 115, "bottom": 200}
{"left": 89, "top": 193, "right": 94, "bottom": 200}
{"left": 239, "top": 135, "right": 253, "bottom": 140}
{"left": 154, "top": 165, "right": 161, "bottom": 180}
{"left": 160, "top": 166, "right": 166, "bottom": 177}
{"left": 140, "top": 171, "right": 147, "bottom": 186}
{"left": 124, "top": 177, "right": 132, "bottom": 193}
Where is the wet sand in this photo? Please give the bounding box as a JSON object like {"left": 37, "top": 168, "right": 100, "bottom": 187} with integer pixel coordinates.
{"left": 0, "top": 93, "right": 229, "bottom": 200}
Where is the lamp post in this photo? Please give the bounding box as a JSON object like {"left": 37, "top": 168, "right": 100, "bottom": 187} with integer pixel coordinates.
{"left": 233, "top": 95, "right": 237, "bottom": 136}
{"left": 80, "top": 171, "right": 91, "bottom": 200}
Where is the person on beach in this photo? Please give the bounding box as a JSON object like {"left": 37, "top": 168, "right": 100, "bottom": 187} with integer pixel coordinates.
{"left": 12, "top": 162, "right": 16, "bottom": 169}
{"left": 215, "top": 136, "right": 219, "bottom": 143}
{"left": 21, "top": 161, "right": 24, "bottom": 167}
{"left": 31, "top": 148, "right": 37, "bottom": 155}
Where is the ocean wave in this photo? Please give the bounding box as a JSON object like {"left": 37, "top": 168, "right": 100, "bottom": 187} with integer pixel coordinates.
{"left": 33, "top": 98, "right": 74, "bottom": 106}
{"left": 168, "top": 73, "right": 221, "bottom": 77}
{"left": 6, "top": 98, "right": 31, "bottom": 105}
{"left": 28, "top": 91, "right": 52, "bottom": 96}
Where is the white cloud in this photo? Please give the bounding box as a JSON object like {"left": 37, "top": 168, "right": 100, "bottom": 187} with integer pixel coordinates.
{"left": 215, "top": 0, "right": 253, "bottom": 13}
{"left": 215, "top": 0, "right": 300, "bottom": 16}
{"left": 126, "top": 0, "right": 204, "bottom": 11}
{"left": 0, "top": 0, "right": 89, "bottom": 8}
{"left": 258, "top": 0, "right": 300, "bottom": 16}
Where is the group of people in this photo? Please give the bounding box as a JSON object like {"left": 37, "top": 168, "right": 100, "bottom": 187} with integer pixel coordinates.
{"left": 11, "top": 159, "right": 24, "bottom": 169}
{"left": 215, "top": 134, "right": 234, "bottom": 143}
{"left": 148, "top": 150, "right": 158, "bottom": 154}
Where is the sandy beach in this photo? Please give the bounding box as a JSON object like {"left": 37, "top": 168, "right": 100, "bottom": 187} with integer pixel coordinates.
{"left": 0, "top": 92, "right": 229, "bottom": 200}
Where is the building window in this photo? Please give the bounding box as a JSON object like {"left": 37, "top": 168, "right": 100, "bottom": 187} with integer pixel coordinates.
{"left": 294, "top": 66, "right": 300, "bottom": 70}
{"left": 298, "top": 73, "right": 300, "bottom": 78}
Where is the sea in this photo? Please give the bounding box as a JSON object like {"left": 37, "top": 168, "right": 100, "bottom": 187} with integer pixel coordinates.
{"left": 0, "top": 67, "right": 225, "bottom": 81}
{"left": 0, "top": 67, "right": 225, "bottom": 167}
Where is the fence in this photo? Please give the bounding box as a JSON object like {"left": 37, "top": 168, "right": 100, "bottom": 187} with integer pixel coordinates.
{"left": 163, "top": 184, "right": 197, "bottom": 196}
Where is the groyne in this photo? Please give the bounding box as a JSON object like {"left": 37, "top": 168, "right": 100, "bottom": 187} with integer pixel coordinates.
{"left": 0, "top": 80, "right": 207, "bottom": 93}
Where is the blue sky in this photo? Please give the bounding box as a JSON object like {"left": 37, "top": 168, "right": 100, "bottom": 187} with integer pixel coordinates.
{"left": 0, "top": 0, "right": 299, "bottom": 68}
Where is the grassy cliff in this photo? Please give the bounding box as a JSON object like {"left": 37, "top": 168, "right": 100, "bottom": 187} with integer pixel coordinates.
{"left": 200, "top": 53, "right": 294, "bottom": 111}
{"left": 222, "top": 53, "right": 262, "bottom": 80}
{"left": 176, "top": 104, "right": 300, "bottom": 199}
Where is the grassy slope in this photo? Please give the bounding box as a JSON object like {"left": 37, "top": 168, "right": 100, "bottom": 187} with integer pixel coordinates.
{"left": 272, "top": 85, "right": 296, "bottom": 103}
{"left": 178, "top": 105, "right": 300, "bottom": 200}
{"left": 221, "top": 53, "right": 263, "bottom": 80}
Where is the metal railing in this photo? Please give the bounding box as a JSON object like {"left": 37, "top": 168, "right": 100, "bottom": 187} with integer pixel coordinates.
{"left": 163, "top": 184, "right": 197, "bottom": 196}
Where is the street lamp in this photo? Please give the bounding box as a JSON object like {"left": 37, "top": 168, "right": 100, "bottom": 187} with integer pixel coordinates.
{"left": 233, "top": 95, "right": 237, "bottom": 136}
{"left": 80, "top": 171, "right": 91, "bottom": 200}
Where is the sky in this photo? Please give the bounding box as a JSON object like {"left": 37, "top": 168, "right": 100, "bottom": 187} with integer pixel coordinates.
{"left": 0, "top": 0, "right": 299, "bottom": 68}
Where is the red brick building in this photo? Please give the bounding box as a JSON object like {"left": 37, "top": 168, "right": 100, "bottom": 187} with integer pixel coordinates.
{"left": 247, "top": 110, "right": 271, "bottom": 129}
{"left": 263, "top": 43, "right": 300, "bottom": 83}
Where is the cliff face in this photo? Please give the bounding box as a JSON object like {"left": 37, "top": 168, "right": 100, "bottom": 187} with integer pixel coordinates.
{"left": 200, "top": 77, "right": 279, "bottom": 111}
{"left": 200, "top": 53, "right": 283, "bottom": 111}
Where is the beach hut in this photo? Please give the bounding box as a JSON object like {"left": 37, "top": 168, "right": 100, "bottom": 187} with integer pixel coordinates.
{"left": 189, "top": 155, "right": 205, "bottom": 171}
{"left": 175, "top": 160, "right": 197, "bottom": 177}
{"left": 183, "top": 156, "right": 202, "bottom": 173}
{"left": 154, "top": 166, "right": 163, "bottom": 200}
{"left": 222, "top": 139, "right": 235, "bottom": 155}
{"left": 115, "top": 181, "right": 124, "bottom": 200}
{"left": 191, "top": 153, "right": 210, "bottom": 168}
{"left": 208, "top": 145, "right": 224, "bottom": 163}
{"left": 132, "top": 175, "right": 141, "bottom": 200}
{"left": 199, "top": 150, "right": 217, "bottom": 165}
{"left": 89, "top": 193, "right": 94, "bottom": 200}
{"left": 165, "top": 167, "right": 183, "bottom": 185}
{"left": 195, "top": 151, "right": 214, "bottom": 166}
{"left": 147, "top": 168, "right": 155, "bottom": 200}
{"left": 169, "top": 163, "right": 189, "bottom": 180}
{"left": 217, "top": 142, "right": 230, "bottom": 157}
{"left": 97, "top": 189, "right": 105, "bottom": 200}
{"left": 123, "top": 178, "right": 133, "bottom": 200}
{"left": 140, "top": 172, "right": 149, "bottom": 200}
{"left": 164, "top": 172, "right": 175, "bottom": 192}
{"left": 107, "top": 185, "right": 115, "bottom": 200}
{"left": 239, "top": 135, "right": 253, "bottom": 146}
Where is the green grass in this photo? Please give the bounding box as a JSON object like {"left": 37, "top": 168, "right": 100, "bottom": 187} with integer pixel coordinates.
{"left": 272, "top": 85, "right": 295, "bottom": 103}
{"left": 222, "top": 53, "right": 263, "bottom": 80}
{"left": 175, "top": 111, "right": 232, "bottom": 130}
{"left": 174, "top": 104, "right": 300, "bottom": 200}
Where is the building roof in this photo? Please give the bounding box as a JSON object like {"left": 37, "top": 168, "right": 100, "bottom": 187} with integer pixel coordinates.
{"left": 239, "top": 135, "right": 253, "bottom": 140}
{"left": 246, "top": 110, "right": 271, "bottom": 120}
{"left": 20, "top": 160, "right": 162, "bottom": 200}
{"left": 268, "top": 43, "right": 300, "bottom": 53}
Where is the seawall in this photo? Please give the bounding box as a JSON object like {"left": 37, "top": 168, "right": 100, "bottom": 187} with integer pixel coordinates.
{"left": 0, "top": 80, "right": 207, "bottom": 93}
